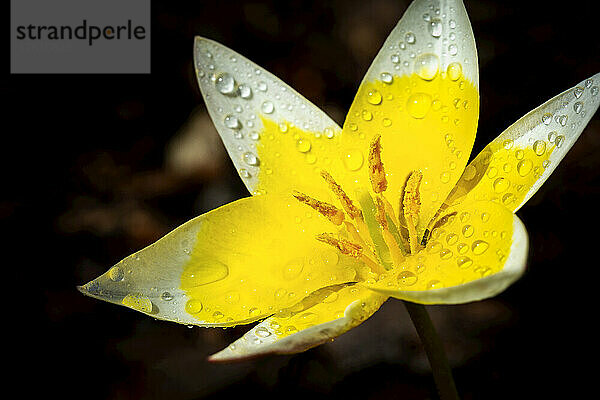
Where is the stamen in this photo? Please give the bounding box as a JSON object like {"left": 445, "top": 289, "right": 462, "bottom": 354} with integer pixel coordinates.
{"left": 368, "top": 135, "right": 388, "bottom": 193}
{"left": 320, "top": 170, "right": 362, "bottom": 220}
{"left": 292, "top": 191, "right": 345, "bottom": 225}
{"left": 316, "top": 233, "right": 385, "bottom": 275}
{"left": 375, "top": 196, "right": 405, "bottom": 265}
{"left": 402, "top": 170, "right": 423, "bottom": 254}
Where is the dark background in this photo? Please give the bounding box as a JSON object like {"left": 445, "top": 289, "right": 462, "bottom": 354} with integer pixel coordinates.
{"left": 6, "top": 0, "right": 600, "bottom": 399}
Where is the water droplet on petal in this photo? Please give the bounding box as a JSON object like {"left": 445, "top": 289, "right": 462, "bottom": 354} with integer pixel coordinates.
{"left": 397, "top": 271, "right": 418, "bottom": 286}
{"left": 367, "top": 89, "right": 383, "bottom": 105}
{"left": 428, "top": 18, "right": 443, "bottom": 38}
{"left": 380, "top": 72, "right": 393, "bottom": 84}
{"left": 446, "top": 62, "right": 462, "bottom": 81}
{"left": 261, "top": 101, "right": 274, "bottom": 114}
{"left": 243, "top": 152, "right": 260, "bottom": 166}
{"left": 448, "top": 44, "right": 458, "bottom": 56}
{"left": 238, "top": 84, "right": 252, "bottom": 99}
{"left": 471, "top": 240, "right": 489, "bottom": 255}
{"left": 185, "top": 299, "right": 203, "bottom": 314}
{"left": 108, "top": 265, "right": 124, "bottom": 282}
{"left": 122, "top": 293, "right": 153, "bottom": 313}
{"left": 161, "top": 291, "right": 174, "bottom": 301}
{"left": 533, "top": 140, "right": 546, "bottom": 156}
{"left": 215, "top": 73, "right": 236, "bottom": 95}
{"left": 456, "top": 256, "right": 473, "bottom": 269}
{"left": 406, "top": 92, "right": 432, "bottom": 119}
{"left": 414, "top": 53, "right": 439, "bottom": 80}
{"left": 542, "top": 113, "right": 553, "bottom": 125}
{"left": 343, "top": 149, "right": 364, "bottom": 171}
{"left": 224, "top": 114, "right": 241, "bottom": 130}
{"left": 296, "top": 138, "right": 312, "bottom": 153}
{"left": 405, "top": 32, "right": 416, "bottom": 44}
{"left": 255, "top": 327, "right": 271, "bottom": 338}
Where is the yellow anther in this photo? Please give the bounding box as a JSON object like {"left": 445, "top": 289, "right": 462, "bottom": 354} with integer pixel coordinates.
{"left": 374, "top": 196, "right": 388, "bottom": 229}
{"left": 316, "top": 233, "right": 385, "bottom": 275}
{"left": 368, "top": 135, "right": 388, "bottom": 194}
{"left": 402, "top": 170, "right": 423, "bottom": 254}
{"left": 292, "top": 191, "right": 345, "bottom": 225}
{"left": 320, "top": 170, "right": 362, "bottom": 220}
{"left": 316, "top": 233, "right": 362, "bottom": 258}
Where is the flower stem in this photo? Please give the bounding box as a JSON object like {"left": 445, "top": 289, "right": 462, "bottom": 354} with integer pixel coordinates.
{"left": 403, "top": 301, "right": 460, "bottom": 400}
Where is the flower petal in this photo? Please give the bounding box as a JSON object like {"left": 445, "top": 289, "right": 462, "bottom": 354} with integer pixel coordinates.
{"left": 444, "top": 73, "right": 600, "bottom": 212}
{"left": 78, "top": 195, "right": 361, "bottom": 327}
{"left": 363, "top": 200, "right": 528, "bottom": 304}
{"left": 208, "top": 284, "right": 387, "bottom": 362}
{"left": 340, "top": 0, "right": 479, "bottom": 238}
{"left": 194, "top": 37, "right": 343, "bottom": 198}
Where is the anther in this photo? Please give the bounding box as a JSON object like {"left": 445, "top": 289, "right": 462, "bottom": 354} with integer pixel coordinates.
{"left": 316, "top": 233, "right": 362, "bottom": 258}
{"left": 292, "top": 191, "right": 345, "bottom": 225}
{"left": 320, "top": 170, "right": 362, "bottom": 220}
{"left": 316, "top": 233, "right": 385, "bottom": 275}
{"left": 402, "top": 170, "right": 423, "bottom": 254}
{"left": 368, "top": 135, "right": 388, "bottom": 193}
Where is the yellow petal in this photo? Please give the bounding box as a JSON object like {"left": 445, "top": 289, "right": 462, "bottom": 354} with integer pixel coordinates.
{"left": 78, "top": 195, "right": 361, "bottom": 327}
{"left": 444, "top": 72, "right": 600, "bottom": 211}
{"left": 363, "top": 200, "right": 528, "bottom": 304}
{"left": 339, "top": 0, "right": 479, "bottom": 238}
{"left": 208, "top": 284, "right": 387, "bottom": 362}
{"left": 194, "top": 37, "right": 343, "bottom": 199}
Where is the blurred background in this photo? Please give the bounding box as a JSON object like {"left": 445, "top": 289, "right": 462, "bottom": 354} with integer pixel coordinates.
{"left": 6, "top": 0, "right": 600, "bottom": 398}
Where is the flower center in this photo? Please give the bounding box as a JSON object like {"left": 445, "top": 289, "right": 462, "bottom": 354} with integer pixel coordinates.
{"left": 292, "top": 135, "right": 455, "bottom": 277}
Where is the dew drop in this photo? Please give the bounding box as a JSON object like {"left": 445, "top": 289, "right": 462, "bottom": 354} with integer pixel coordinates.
{"left": 406, "top": 92, "right": 432, "bottom": 119}
{"left": 542, "top": 113, "right": 553, "bottom": 125}
{"left": 161, "top": 291, "right": 174, "bottom": 301}
{"left": 448, "top": 44, "right": 458, "bottom": 56}
{"left": 397, "top": 270, "right": 418, "bottom": 286}
{"left": 380, "top": 72, "right": 393, "bottom": 84}
{"left": 382, "top": 118, "right": 392, "bottom": 127}
{"left": 462, "top": 225, "right": 474, "bottom": 238}
{"left": 428, "top": 18, "right": 443, "bottom": 38}
{"left": 343, "top": 149, "right": 364, "bottom": 171}
{"left": 447, "top": 62, "right": 462, "bottom": 81}
{"left": 224, "top": 114, "right": 241, "bottom": 130}
{"left": 471, "top": 240, "right": 489, "bottom": 255}
{"left": 215, "top": 73, "right": 236, "bottom": 95}
{"left": 261, "top": 101, "right": 274, "bottom": 114}
{"left": 367, "top": 89, "right": 383, "bottom": 105}
{"left": 574, "top": 87, "right": 584, "bottom": 98}
{"left": 362, "top": 109, "right": 373, "bottom": 121}
{"left": 456, "top": 256, "right": 473, "bottom": 269}
{"left": 243, "top": 152, "right": 260, "bottom": 166}
{"left": 182, "top": 260, "right": 230, "bottom": 287}
{"left": 516, "top": 159, "right": 532, "bottom": 177}
{"left": 405, "top": 32, "right": 416, "bottom": 44}
{"left": 108, "top": 265, "right": 124, "bottom": 282}
{"left": 493, "top": 177, "right": 510, "bottom": 193}
{"left": 185, "top": 299, "right": 204, "bottom": 314}
{"left": 414, "top": 53, "right": 440, "bottom": 80}
{"left": 533, "top": 140, "right": 546, "bottom": 156}
{"left": 238, "top": 84, "right": 252, "bottom": 99}
{"left": 555, "top": 135, "right": 565, "bottom": 148}
{"left": 573, "top": 102, "right": 583, "bottom": 114}
{"left": 122, "top": 293, "right": 153, "bottom": 313}
{"left": 296, "top": 138, "right": 312, "bottom": 153}
{"left": 283, "top": 259, "right": 304, "bottom": 280}
{"left": 255, "top": 326, "right": 271, "bottom": 338}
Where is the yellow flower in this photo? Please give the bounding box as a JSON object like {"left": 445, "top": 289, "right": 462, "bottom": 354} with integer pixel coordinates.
{"left": 79, "top": 0, "right": 600, "bottom": 362}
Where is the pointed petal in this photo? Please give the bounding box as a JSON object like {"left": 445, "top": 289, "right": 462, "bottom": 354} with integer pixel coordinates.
{"left": 444, "top": 73, "right": 600, "bottom": 211}
{"left": 339, "top": 0, "right": 479, "bottom": 238}
{"left": 79, "top": 195, "right": 360, "bottom": 327}
{"left": 194, "top": 37, "right": 343, "bottom": 198}
{"left": 208, "top": 285, "right": 387, "bottom": 362}
{"left": 364, "top": 200, "right": 528, "bottom": 304}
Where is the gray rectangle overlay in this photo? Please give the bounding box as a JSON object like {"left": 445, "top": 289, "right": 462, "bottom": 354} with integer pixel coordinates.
{"left": 11, "top": 0, "right": 151, "bottom": 74}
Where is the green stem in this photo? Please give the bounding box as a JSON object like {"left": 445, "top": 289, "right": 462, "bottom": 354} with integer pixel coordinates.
{"left": 403, "top": 301, "right": 460, "bottom": 400}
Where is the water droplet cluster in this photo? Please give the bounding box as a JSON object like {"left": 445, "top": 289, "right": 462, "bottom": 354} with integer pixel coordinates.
{"left": 194, "top": 39, "right": 341, "bottom": 192}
